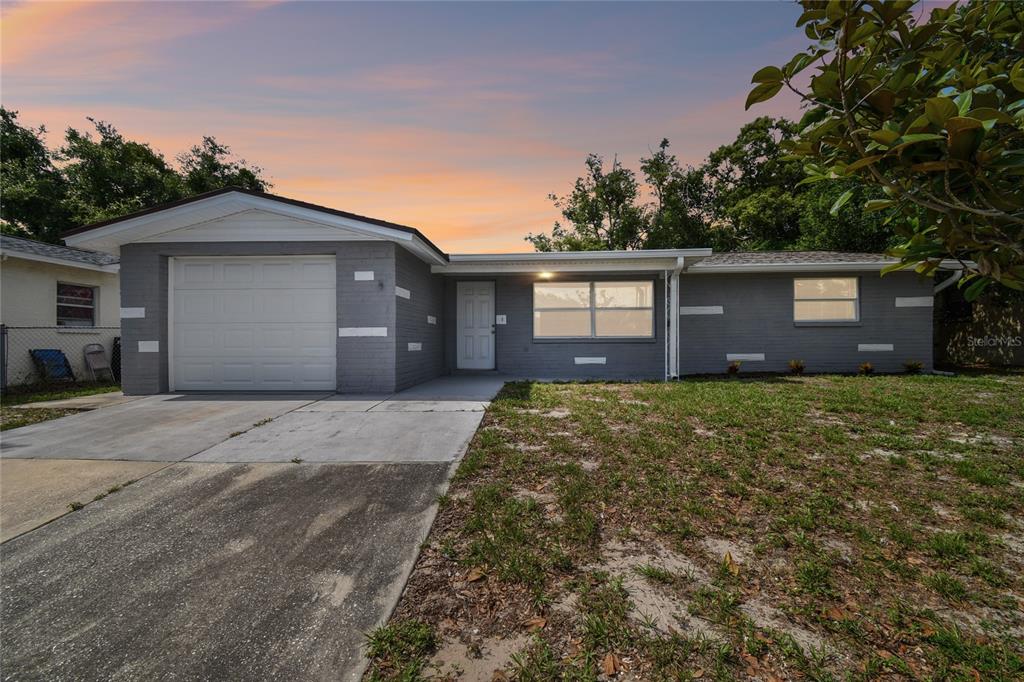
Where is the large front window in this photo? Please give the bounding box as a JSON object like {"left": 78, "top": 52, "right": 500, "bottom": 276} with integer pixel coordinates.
{"left": 793, "top": 277, "right": 858, "bottom": 322}
{"left": 533, "top": 281, "right": 654, "bottom": 338}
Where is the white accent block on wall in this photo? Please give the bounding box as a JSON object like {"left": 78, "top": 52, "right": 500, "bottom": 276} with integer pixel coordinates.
{"left": 408, "top": 342, "right": 422, "bottom": 351}
{"left": 338, "top": 327, "right": 388, "bottom": 337}
{"left": 138, "top": 341, "right": 159, "bottom": 353}
{"left": 895, "top": 297, "right": 933, "bottom": 307}
{"left": 395, "top": 286, "right": 411, "bottom": 299}
{"left": 120, "top": 307, "right": 146, "bottom": 319}
{"left": 680, "top": 306, "right": 724, "bottom": 315}
{"left": 858, "top": 343, "right": 893, "bottom": 352}
{"left": 574, "top": 357, "right": 606, "bottom": 365}
{"left": 496, "top": 314, "right": 507, "bottom": 325}
{"left": 427, "top": 315, "right": 437, "bottom": 325}
{"left": 727, "top": 353, "right": 764, "bottom": 361}
{"left": 354, "top": 271, "right": 374, "bottom": 281}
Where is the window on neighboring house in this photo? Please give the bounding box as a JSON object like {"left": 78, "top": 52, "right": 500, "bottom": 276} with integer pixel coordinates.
{"left": 534, "top": 281, "right": 654, "bottom": 338}
{"left": 793, "top": 277, "right": 858, "bottom": 322}
{"left": 57, "top": 283, "right": 96, "bottom": 327}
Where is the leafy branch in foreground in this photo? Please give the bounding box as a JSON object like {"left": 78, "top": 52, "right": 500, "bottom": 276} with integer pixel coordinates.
{"left": 747, "top": 0, "right": 1024, "bottom": 299}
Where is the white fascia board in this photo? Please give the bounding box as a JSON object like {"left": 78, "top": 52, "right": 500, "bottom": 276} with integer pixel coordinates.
{"left": 434, "top": 260, "right": 680, "bottom": 274}
{"left": 446, "top": 248, "right": 712, "bottom": 262}
{"left": 0, "top": 250, "right": 119, "bottom": 273}
{"left": 433, "top": 249, "right": 711, "bottom": 274}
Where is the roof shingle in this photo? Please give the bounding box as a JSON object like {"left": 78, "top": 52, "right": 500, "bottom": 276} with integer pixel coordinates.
{"left": 695, "top": 251, "right": 891, "bottom": 267}
{"left": 0, "top": 234, "right": 119, "bottom": 267}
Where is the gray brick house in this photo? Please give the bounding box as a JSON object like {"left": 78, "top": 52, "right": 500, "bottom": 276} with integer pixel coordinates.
{"left": 64, "top": 188, "right": 952, "bottom": 394}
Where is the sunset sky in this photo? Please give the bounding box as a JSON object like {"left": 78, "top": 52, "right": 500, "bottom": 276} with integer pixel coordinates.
{"left": 1, "top": 1, "right": 812, "bottom": 252}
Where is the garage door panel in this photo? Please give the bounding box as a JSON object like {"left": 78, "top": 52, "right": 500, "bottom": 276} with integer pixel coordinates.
{"left": 301, "top": 261, "right": 335, "bottom": 283}
{"left": 172, "top": 256, "right": 337, "bottom": 391}
{"left": 179, "top": 292, "right": 217, "bottom": 319}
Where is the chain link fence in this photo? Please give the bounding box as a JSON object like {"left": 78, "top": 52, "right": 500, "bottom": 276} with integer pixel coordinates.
{"left": 0, "top": 325, "right": 121, "bottom": 390}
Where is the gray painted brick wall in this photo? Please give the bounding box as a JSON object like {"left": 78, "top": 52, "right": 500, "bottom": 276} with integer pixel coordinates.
{"left": 119, "top": 241, "right": 400, "bottom": 394}
{"left": 444, "top": 274, "right": 667, "bottom": 380}
{"left": 678, "top": 271, "right": 934, "bottom": 374}
{"left": 394, "top": 247, "right": 445, "bottom": 391}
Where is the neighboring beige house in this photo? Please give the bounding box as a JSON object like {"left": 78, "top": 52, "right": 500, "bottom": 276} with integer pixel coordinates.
{"left": 0, "top": 234, "right": 120, "bottom": 385}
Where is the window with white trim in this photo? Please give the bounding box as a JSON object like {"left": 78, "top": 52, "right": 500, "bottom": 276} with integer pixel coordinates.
{"left": 793, "top": 277, "right": 858, "bottom": 322}
{"left": 534, "top": 281, "right": 654, "bottom": 338}
{"left": 57, "top": 283, "right": 97, "bottom": 327}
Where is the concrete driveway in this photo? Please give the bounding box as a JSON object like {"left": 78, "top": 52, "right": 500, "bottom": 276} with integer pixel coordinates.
{"left": 0, "top": 375, "right": 505, "bottom": 681}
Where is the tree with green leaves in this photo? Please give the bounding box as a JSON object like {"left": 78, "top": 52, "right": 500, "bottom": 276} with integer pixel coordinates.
{"left": 0, "top": 107, "right": 271, "bottom": 242}
{"left": 527, "top": 153, "right": 648, "bottom": 251}
{"left": 527, "top": 122, "right": 892, "bottom": 253}
{"left": 746, "top": 0, "right": 1024, "bottom": 298}
{"left": 60, "top": 118, "right": 184, "bottom": 226}
{"left": 0, "top": 109, "right": 72, "bottom": 242}
{"left": 701, "top": 117, "right": 806, "bottom": 249}
{"left": 178, "top": 136, "right": 268, "bottom": 195}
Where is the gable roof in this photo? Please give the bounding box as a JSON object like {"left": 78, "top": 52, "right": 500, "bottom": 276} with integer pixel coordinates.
{"left": 0, "top": 234, "right": 120, "bottom": 272}
{"left": 62, "top": 187, "right": 449, "bottom": 264}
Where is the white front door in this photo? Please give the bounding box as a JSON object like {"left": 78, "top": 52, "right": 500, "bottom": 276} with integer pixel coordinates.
{"left": 170, "top": 256, "right": 337, "bottom": 391}
{"left": 456, "top": 281, "right": 495, "bottom": 370}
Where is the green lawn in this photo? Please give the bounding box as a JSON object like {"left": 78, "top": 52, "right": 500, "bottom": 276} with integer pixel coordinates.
{"left": 0, "top": 383, "right": 120, "bottom": 431}
{"left": 367, "top": 373, "right": 1024, "bottom": 681}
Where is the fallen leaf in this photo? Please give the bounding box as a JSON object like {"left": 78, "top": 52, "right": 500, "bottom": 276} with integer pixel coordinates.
{"left": 492, "top": 672, "right": 509, "bottom": 681}
{"left": 692, "top": 669, "right": 705, "bottom": 679}
{"left": 601, "top": 652, "right": 621, "bottom": 676}
{"left": 523, "top": 616, "right": 547, "bottom": 631}
{"left": 467, "top": 567, "right": 486, "bottom": 582}
{"left": 824, "top": 606, "right": 848, "bottom": 621}
{"left": 970, "top": 669, "right": 981, "bottom": 682}
{"left": 723, "top": 552, "right": 740, "bottom": 576}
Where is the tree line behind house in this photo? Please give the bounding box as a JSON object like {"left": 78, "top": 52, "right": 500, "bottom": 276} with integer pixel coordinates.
{"left": 525, "top": 117, "right": 897, "bottom": 254}
{"left": 0, "top": 107, "right": 270, "bottom": 244}
{"left": 1, "top": 107, "right": 888, "bottom": 255}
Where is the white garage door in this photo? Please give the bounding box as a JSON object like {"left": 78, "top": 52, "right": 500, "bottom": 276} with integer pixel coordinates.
{"left": 171, "top": 256, "right": 337, "bottom": 391}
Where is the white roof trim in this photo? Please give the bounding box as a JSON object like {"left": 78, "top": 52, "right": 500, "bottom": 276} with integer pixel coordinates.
{"left": 447, "top": 248, "right": 711, "bottom": 262}
{"left": 433, "top": 249, "right": 710, "bottom": 274}
{"left": 0, "top": 249, "right": 119, "bottom": 273}
{"left": 64, "top": 191, "right": 446, "bottom": 265}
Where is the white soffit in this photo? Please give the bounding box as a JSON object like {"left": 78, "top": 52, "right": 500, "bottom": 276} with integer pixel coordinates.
{"left": 138, "top": 209, "right": 379, "bottom": 244}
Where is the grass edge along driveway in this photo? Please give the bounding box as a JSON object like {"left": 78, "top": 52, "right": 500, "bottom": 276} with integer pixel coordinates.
{"left": 0, "top": 383, "right": 119, "bottom": 431}
{"left": 366, "top": 373, "right": 1024, "bottom": 681}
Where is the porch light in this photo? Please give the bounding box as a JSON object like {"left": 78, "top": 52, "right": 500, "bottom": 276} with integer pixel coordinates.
{"left": 538, "top": 271, "right": 554, "bottom": 279}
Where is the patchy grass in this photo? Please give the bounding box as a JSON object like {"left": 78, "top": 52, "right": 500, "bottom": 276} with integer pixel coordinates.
{"left": 0, "top": 382, "right": 119, "bottom": 406}
{"left": 368, "top": 373, "right": 1024, "bottom": 681}
{"left": 0, "top": 406, "right": 77, "bottom": 431}
{"left": 366, "top": 620, "right": 437, "bottom": 681}
{"left": 1, "top": 383, "right": 120, "bottom": 430}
